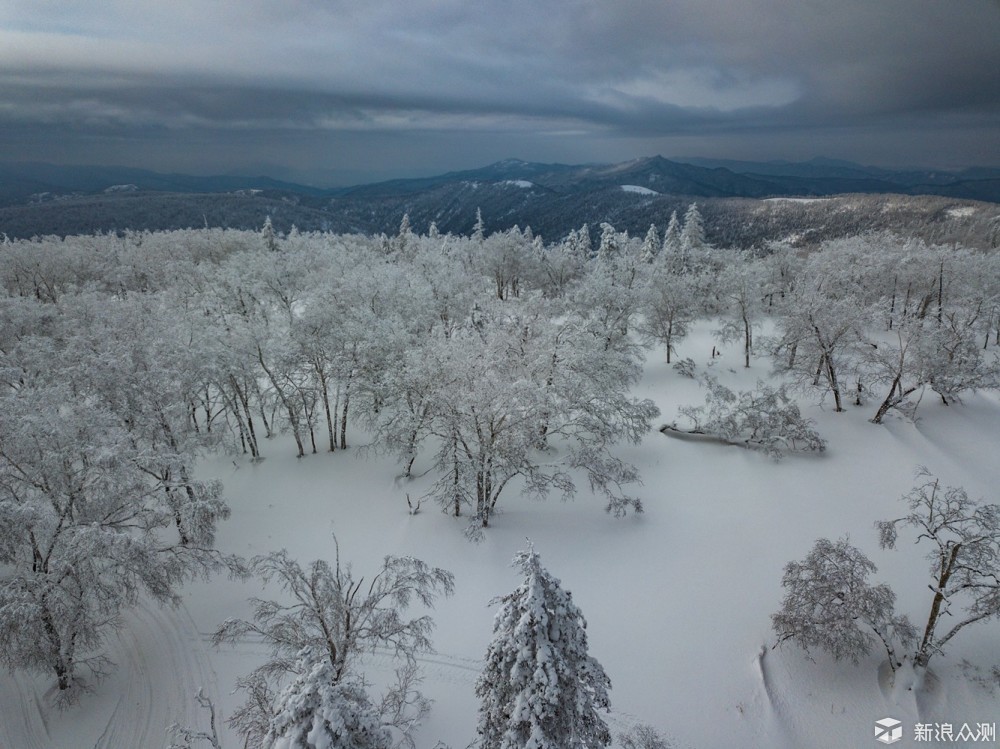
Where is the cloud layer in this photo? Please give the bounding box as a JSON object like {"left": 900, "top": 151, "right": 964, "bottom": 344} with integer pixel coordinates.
{"left": 2, "top": 0, "right": 998, "bottom": 181}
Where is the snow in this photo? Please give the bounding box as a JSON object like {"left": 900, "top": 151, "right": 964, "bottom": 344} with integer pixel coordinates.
{"left": 2, "top": 321, "right": 999, "bottom": 749}
{"left": 501, "top": 180, "right": 534, "bottom": 188}
{"left": 947, "top": 206, "right": 976, "bottom": 218}
{"left": 764, "top": 197, "right": 831, "bottom": 204}
{"left": 621, "top": 185, "right": 659, "bottom": 195}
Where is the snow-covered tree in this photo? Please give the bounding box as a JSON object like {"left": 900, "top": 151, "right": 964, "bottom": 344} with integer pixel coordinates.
{"left": 775, "top": 470, "right": 1000, "bottom": 678}
{"left": 540, "top": 231, "right": 586, "bottom": 299}
{"left": 660, "top": 212, "right": 682, "bottom": 269}
{"left": 263, "top": 649, "right": 391, "bottom": 749}
{"left": 0, "top": 383, "right": 230, "bottom": 693}
{"left": 668, "top": 375, "right": 826, "bottom": 459}
{"left": 772, "top": 537, "right": 914, "bottom": 673}
{"left": 214, "top": 539, "right": 454, "bottom": 748}
{"left": 262, "top": 216, "right": 280, "bottom": 253}
{"left": 639, "top": 224, "right": 660, "bottom": 264}
{"left": 714, "top": 259, "right": 766, "bottom": 368}
{"left": 572, "top": 228, "right": 643, "bottom": 353}
{"left": 769, "top": 287, "right": 865, "bottom": 413}
{"left": 679, "top": 203, "right": 707, "bottom": 258}
{"left": 596, "top": 222, "right": 623, "bottom": 263}
{"left": 922, "top": 307, "right": 1000, "bottom": 405}
{"left": 637, "top": 260, "right": 696, "bottom": 364}
{"left": 0, "top": 294, "right": 232, "bottom": 695}
{"left": 398, "top": 299, "right": 657, "bottom": 534}
{"left": 472, "top": 208, "right": 486, "bottom": 243}
{"left": 476, "top": 545, "right": 611, "bottom": 749}
{"left": 618, "top": 724, "right": 672, "bottom": 749}
{"left": 480, "top": 226, "right": 536, "bottom": 300}
{"left": 876, "top": 469, "right": 1000, "bottom": 670}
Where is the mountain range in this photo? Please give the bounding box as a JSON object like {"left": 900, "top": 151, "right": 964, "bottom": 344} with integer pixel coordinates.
{"left": 1, "top": 156, "right": 998, "bottom": 246}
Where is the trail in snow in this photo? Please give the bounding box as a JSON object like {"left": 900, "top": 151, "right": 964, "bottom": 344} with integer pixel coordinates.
{"left": 0, "top": 599, "right": 219, "bottom": 749}
{"left": 94, "top": 599, "right": 221, "bottom": 749}
{"left": 0, "top": 671, "right": 51, "bottom": 749}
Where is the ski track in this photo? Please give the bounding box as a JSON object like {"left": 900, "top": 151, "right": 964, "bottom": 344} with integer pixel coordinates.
{"left": 0, "top": 598, "right": 217, "bottom": 749}
{"left": 0, "top": 672, "right": 51, "bottom": 749}
{"left": 93, "top": 599, "right": 221, "bottom": 749}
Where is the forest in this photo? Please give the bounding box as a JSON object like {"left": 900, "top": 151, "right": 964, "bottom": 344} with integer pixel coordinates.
{"left": 1, "top": 208, "right": 999, "bottom": 748}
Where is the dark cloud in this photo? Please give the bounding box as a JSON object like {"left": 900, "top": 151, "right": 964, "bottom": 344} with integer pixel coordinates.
{"left": 0, "top": 0, "right": 997, "bottom": 181}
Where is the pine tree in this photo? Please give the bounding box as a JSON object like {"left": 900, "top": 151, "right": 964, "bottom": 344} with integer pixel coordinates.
{"left": 476, "top": 545, "right": 611, "bottom": 749}
{"left": 640, "top": 224, "right": 660, "bottom": 264}
{"left": 596, "top": 222, "right": 620, "bottom": 263}
{"left": 661, "top": 211, "right": 681, "bottom": 255}
{"left": 261, "top": 216, "right": 279, "bottom": 252}
{"left": 473, "top": 208, "right": 486, "bottom": 242}
{"left": 679, "top": 203, "right": 706, "bottom": 258}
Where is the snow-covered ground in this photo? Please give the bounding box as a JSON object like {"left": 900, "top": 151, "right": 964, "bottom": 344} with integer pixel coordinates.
{"left": 947, "top": 206, "right": 976, "bottom": 218}
{"left": 621, "top": 185, "right": 659, "bottom": 195}
{"left": 763, "top": 197, "right": 832, "bottom": 204}
{"left": 2, "top": 321, "right": 998, "bottom": 749}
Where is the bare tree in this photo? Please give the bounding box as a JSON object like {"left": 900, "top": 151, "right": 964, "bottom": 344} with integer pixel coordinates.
{"left": 876, "top": 469, "right": 1000, "bottom": 670}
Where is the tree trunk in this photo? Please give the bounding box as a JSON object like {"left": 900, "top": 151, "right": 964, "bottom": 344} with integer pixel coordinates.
{"left": 257, "top": 346, "right": 305, "bottom": 457}
{"left": 937, "top": 260, "right": 944, "bottom": 325}
{"left": 825, "top": 356, "right": 843, "bottom": 412}
{"left": 41, "top": 607, "right": 72, "bottom": 690}
{"left": 743, "top": 312, "right": 752, "bottom": 368}
{"left": 252, "top": 380, "right": 273, "bottom": 439}
{"left": 915, "top": 542, "right": 961, "bottom": 668}
{"left": 339, "top": 374, "right": 351, "bottom": 450}
{"left": 872, "top": 379, "right": 919, "bottom": 424}
{"left": 888, "top": 276, "right": 897, "bottom": 330}
{"left": 317, "top": 367, "right": 336, "bottom": 452}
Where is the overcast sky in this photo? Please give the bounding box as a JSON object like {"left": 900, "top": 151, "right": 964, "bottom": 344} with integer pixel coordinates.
{"left": 1, "top": 0, "right": 998, "bottom": 185}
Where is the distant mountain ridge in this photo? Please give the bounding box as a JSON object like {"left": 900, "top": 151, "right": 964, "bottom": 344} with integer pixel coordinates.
{"left": 3, "top": 155, "right": 999, "bottom": 206}
{"left": 0, "top": 162, "right": 328, "bottom": 206}
{"left": 329, "top": 155, "right": 1000, "bottom": 203}
{"left": 1, "top": 156, "right": 998, "bottom": 246}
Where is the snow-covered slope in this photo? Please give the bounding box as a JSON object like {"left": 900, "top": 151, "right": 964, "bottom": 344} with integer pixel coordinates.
{"left": 2, "top": 321, "right": 998, "bottom": 749}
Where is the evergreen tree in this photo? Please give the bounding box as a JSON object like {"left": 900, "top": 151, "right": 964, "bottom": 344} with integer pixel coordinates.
{"left": 476, "top": 546, "right": 611, "bottom": 749}
{"left": 640, "top": 224, "right": 660, "bottom": 264}
{"left": 473, "top": 208, "right": 485, "bottom": 242}
{"left": 679, "top": 203, "right": 707, "bottom": 257}
{"left": 596, "top": 223, "right": 620, "bottom": 263}
{"left": 661, "top": 211, "right": 681, "bottom": 255}
{"left": 261, "top": 216, "right": 279, "bottom": 253}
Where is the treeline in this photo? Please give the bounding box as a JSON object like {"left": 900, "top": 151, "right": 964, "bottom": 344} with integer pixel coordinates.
{"left": 2, "top": 185, "right": 997, "bottom": 252}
